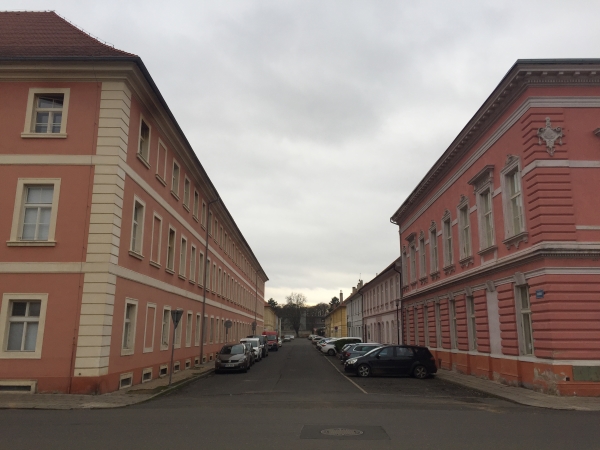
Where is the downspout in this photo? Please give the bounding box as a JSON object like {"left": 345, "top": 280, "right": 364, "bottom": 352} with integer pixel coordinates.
{"left": 200, "top": 197, "right": 220, "bottom": 365}
{"left": 391, "top": 216, "right": 404, "bottom": 345}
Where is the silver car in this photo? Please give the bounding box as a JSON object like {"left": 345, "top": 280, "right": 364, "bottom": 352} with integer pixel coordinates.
{"left": 340, "top": 343, "right": 382, "bottom": 363}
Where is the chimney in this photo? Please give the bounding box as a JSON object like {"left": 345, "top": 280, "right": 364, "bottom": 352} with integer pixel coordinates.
{"left": 358, "top": 279, "right": 363, "bottom": 289}
{"left": 339, "top": 290, "right": 344, "bottom": 303}
{"left": 352, "top": 287, "right": 356, "bottom": 294}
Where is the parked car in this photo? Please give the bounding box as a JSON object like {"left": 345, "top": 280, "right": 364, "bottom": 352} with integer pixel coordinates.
{"left": 344, "top": 345, "right": 437, "bottom": 379}
{"left": 262, "top": 331, "right": 279, "bottom": 351}
{"left": 240, "top": 338, "right": 263, "bottom": 362}
{"left": 312, "top": 336, "right": 326, "bottom": 345}
{"left": 241, "top": 342, "right": 256, "bottom": 366}
{"left": 332, "top": 337, "right": 362, "bottom": 353}
{"left": 317, "top": 338, "right": 338, "bottom": 351}
{"left": 248, "top": 335, "right": 269, "bottom": 357}
{"left": 308, "top": 334, "right": 317, "bottom": 340}
{"left": 277, "top": 338, "right": 282, "bottom": 347}
{"left": 215, "top": 344, "right": 251, "bottom": 373}
{"left": 340, "top": 343, "right": 382, "bottom": 363}
{"left": 283, "top": 335, "right": 292, "bottom": 342}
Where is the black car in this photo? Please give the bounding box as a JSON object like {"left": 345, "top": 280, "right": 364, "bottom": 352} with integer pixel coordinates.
{"left": 215, "top": 344, "right": 251, "bottom": 373}
{"left": 344, "top": 345, "right": 437, "bottom": 379}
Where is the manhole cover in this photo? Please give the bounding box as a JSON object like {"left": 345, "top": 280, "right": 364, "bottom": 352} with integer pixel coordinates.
{"left": 321, "top": 428, "right": 364, "bottom": 436}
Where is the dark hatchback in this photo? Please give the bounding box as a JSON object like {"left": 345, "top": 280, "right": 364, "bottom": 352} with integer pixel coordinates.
{"left": 215, "top": 344, "right": 251, "bottom": 373}
{"left": 344, "top": 345, "right": 437, "bottom": 379}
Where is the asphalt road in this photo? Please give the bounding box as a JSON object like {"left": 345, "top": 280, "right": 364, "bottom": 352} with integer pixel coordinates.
{"left": 2, "top": 339, "right": 600, "bottom": 449}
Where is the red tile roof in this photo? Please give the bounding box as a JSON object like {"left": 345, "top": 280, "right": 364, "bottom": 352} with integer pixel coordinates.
{"left": 0, "top": 11, "right": 136, "bottom": 58}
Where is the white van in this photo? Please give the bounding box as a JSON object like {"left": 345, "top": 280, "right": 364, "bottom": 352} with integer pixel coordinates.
{"left": 240, "top": 338, "right": 263, "bottom": 361}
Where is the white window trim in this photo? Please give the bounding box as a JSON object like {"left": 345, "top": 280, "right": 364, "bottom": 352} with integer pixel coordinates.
{"left": 155, "top": 139, "right": 168, "bottom": 185}
{"left": 166, "top": 226, "right": 176, "bottom": 273}
{"left": 174, "top": 312, "right": 183, "bottom": 349}
{"left": 183, "top": 176, "right": 191, "bottom": 211}
{"left": 121, "top": 298, "right": 138, "bottom": 356}
{"left": 441, "top": 210, "right": 454, "bottom": 268}
{"left": 179, "top": 235, "right": 188, "bottom": 278}
{"left": 119, "top": 372, "right": 134, "bottom": 389}
{"left": 195, "top": 313, "right": 202, "bottom": 346}
{"left": 21, "top": 88, "right": 70, "bottom": 138}
{"left": 434, "top": 300, "right": 442, "bottom": 348}
{"left": 190, "top": 244, "right": 197, "bottom": 283}
{"left": 429, "top": 222, "right": 439, "bottom": 275}
{"left": 514, "top": 276, "right": 534, "bottom": 356}
{"left": 160, "top": 306, "right": 171, "bottom": 351}
{"left": 150, "top": 212, "right": 163, "bottom": 267}
{"left": 449, "top": 296, "right": 458, "bottom": 350}
{"left": 8, "top": 178, "right": 61, "bottom": 247}
{"left": 129, "top": 196, "right": 146, "bottom": 257}
{"left": 201, "top": 201, "right": 207, "bottom": 228}
{"left": 137, "top": 115, "right": 151, "bottom": 168}
{"left": 466, "top": 295, "right": 477, "bottom": 351}
{"left": 171, "top": 160, "right": 180, "bottom": 200}
{"left": 185, "top": 311, "right": 193, "bottom": 347}
{"left": 500, "top": 156, "right": 528, "bottom": 247}
{"left": 457, "top": 195, "right": 472, "bottom": 263}
{"left": 143, "top": 302, "right": 156, "bottom": 353}
{"left": 141, "top": 367, "right": 153, "bottom": 383}
{"left": 193, "top": 190, "right": 200, "bottom": 221}
{"left": 0, "top": 293, "right": 48, "bottom": 359}
{"left": 469, "top": 166, "right": 496, "bottom": 252}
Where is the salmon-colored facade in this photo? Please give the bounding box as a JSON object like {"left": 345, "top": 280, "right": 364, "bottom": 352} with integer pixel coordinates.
{"left": 391, "top": 60, "right": 600, "bottom": 396}
{"left": 0, "top": 12, "right": 267, "bottom": 394}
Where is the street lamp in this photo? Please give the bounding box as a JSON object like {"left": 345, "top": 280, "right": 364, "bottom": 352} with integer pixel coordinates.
{"left": 392, "top": 259, "right": 403, "bottom": 345}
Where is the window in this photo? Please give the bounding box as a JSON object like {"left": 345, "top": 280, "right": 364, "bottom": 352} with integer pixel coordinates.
{"left": 190, "top": 245, "right": 197, "bottom": 283}
{"left": 516, "top": 285, "right": 534, "bottom": 355}
{"left": 22, "top": 88, "right": 70, "bottom": 137}
{"left": 429, "top": 224, "right": 439, "bottom": 274}
{"left": 193, "top": 190, "right": 200, "bottom": 220}
{"left": 171, "top": 161, "right": 180, "bottom": 198}
{"left": 217, "top": 267, "right": 222, "bottom": 295}
{"left": 409, "top": 244, "right": 417, "bottom": 283}
{"left": 9, "top": 179, "right": 61, "bottom": 246}
{"left": 206, "top": 258, "right": 211, "bottom": 290}
{"left": 212, "top": 263, "right": 217, "bottom": 293}
{"left": 434, "top": 301, "right": 441, "bottom": 348}
{"left": 401, "top": 249, "right": 408, "bottom": 285}
{"left": 150, "top": 214, "right": 162, "bottom": 266}
{"left": 507, "top": 171, "right": 524, "bottom": 235}
{"left": 0, "top": 294, "right": 47, "bottom": 359}
{"left": 449, "top": 297, "right": 458, "bottom": 349}
{"left": 138, "top": 118, "right": 150, "bottom": 164}
{"left": 480, "top": 189, "right": 494, "bottom": 249}
{"left": 143, "top": 303, "right": 156, "bottom": 353}
{"left": 413, "top": 307, "right": 419, "bottom": 345}
{"left": 130, "top": 198, "right": 145, "bottom": 256}
{"left": 419, "top": 236, "right": 426, "bottom": 278}
{"left": 179, "top": 236, "right": 187, "bottom": 277}
{"left": 156, "top": 140, "right": 167, "bottom": 184}
{"left": 501, "top": 157, "right": 527, "bottom": 247}
{"left": 122, "top": 299, "right": 138, "bottom": 354}
{"left": 166, "top": 228, "right": 176, "bottom": 272}
{"left": 199, "top": 253, "right": 205, "bottom": 286}
{"left": 210, "top": 317, "right": 214, "bottom": 343}
{"left": 466, "top": 295, "right": 477, "bottom": 351}
{"left": 183, "top": 177, "right": 191, "bottom": 210}
{"left": 161, "top": 307, "right": 171, "bottom": 349}
{"left": 186, "top": 312, "right": 193, "bottom": 347}
{"left": 442, "top": 214, "right": 453, "bottom": 267}
{"left": 458, "top": 200, "right": 471, "bottom": 260}
{"left": 423, "top": 305, "right": 430, "bottom": 346}
{"left": 201, "top": 201, "right": 207, "bottom": 228}
{"left": 208, "top": 211, "right": 213, "bottom": 235}
{"left": 195, "top": 314, "right": 201, "bottom": 346}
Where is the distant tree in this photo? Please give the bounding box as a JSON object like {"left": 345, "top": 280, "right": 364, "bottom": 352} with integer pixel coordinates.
{"left": 282, "top": 292, "right": 307, "bottom": 337}
{"left": 267, "top": 298, "right": 278, "bottom": 308}
{"left": 306, "top": 302, "right": 329, "bottom": 333}
{"left": 267, "top": 298, "right": 282, "bottom": 317}
{"left": 328, "top": 296, "right": 340, "bottom": 312}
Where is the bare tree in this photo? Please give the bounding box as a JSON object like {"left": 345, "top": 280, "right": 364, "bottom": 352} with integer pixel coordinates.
{"left": 283, "top": 292, "right": 307, "bottom": 337}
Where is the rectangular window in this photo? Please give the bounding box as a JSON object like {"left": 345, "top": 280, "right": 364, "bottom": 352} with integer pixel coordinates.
{"left": 156, "top": 140, "right": 167, "bottom": 183}
{"left": 210, "top": 317, "right": 214, "bottom": 343}
{"left": 21, "top": 185, "right": 54, "bottom": 241}
{"left": 166, "top": 228, "right": 176, "bottom": 271}
{"left": 201, "top": 201, "right": 207, "bottom": 227}
{"left": 413, "top": 307, "right": 419, "bottom": 345}
{"left": 409, "top": 244, "right": 417, "bottom": 282}
{"left": 143, "top": 303, "right": 156, "bottom": 353}
{"left": 171, "top": 161, "right": 180, "bottom": 198}
{"left": 5, "top": 300, "right": 41, "bottom": 353}
{"left": 190, "top": 245, "right": 197, "bottom": 283}
{"left": 401, "top": 251, "right": 408, "bottom": 285}
{"left": 480, "top": 189, "right": 494, "bottom": 249}
{"left": 198, "top": 253, "right": 205, "bottom": 286}
{"left": 161, "top": 308, "right": 171, "bottom": 349}
{"left": 186, "top": 312, "right": 193, "bottom": 347}
{"left": 219, "top": 226, "right": 223, "bottom": 247}
{"left": 205, "top": 258, "right": 211, "bottom": 290}
{"left": 174, "top": 314, "right": 182, "bottom": 348}
{"left": 459, "top": 205, "right": 471, "bottom": 259}
{"left": 467, "top": 296, "right": 477, "bottom": 351}
{"left": 138, "top": 118, "right": 150, "bottom": 163}
{"left": 434, "top": 301, "right": 441, "bottom": 348}
{"left": 443, "top": 217, "right": 453, "bottom": 267}
{"left": 449, "top": 298, "right": 458, "bottom": 349}
{"left": 430, "top": 227, "right": 438, "bottom": 273}
{"left": 193, "top": 190, "right": 200, "bottom": 219}
{"left": 217, "top": 267, "right": 222, "bottom": 296}
{"left": 179, "top": 236, "right": 187, "bottom": 277}
{"left": 32, "top": 94, "right": 64, "bottom": 134}
{"left": 150, "top": 214, "right": 162, "bottom": 265}
{"left": 122, "top": 300, "right": 138, "bottom": 353}
{"left": 183, "top": 177, "right": 191, "bottom": 209}
{"left": 213, "top": 263, "right": 217, "bottom": 293}
{"left": 208, "top": 211, "right": 213, "bottom": 235}
{"left": 507, "top": 171, "right": 524, "bottom": 236}
{"left": 130, "top": 199, "right": 145, "bottom": 255}
{"left": 419, "top": 237, "right": 426, "bottom": 278}
{"left": 516, "top": 285, "right": 534, "bottom": 355}
{"left": 423, "top": 305, "right": 430, "bottom": 347}
{"left": 195, "top": 314, "right": 201, "bottom": 346}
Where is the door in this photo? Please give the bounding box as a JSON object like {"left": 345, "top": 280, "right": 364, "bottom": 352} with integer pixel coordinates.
{"left": 370, "top": 346, "right": 394, "bottom": 375}
{"left": 391, "top": 346, "right": 415, "bottom": 375}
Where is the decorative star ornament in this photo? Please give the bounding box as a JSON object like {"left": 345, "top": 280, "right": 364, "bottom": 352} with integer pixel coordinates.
{"left": 537, "top": 117, "right": 563, "bottom": 156}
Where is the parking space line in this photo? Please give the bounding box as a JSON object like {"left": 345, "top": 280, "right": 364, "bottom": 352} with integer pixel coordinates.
{"left": 323, "top": 355, "right": 368, "bottom": 395}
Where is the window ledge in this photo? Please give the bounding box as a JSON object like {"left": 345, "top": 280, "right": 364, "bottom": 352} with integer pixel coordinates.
{"left": 7, "top": 240, "right": 56, "bottom": 247}
{"left": 503, "top": 231, "right": 529, "bottom": 250}
{"left": 459, "top": 256, "right": 474, "bottom": 268}
{"left": 128, "top": 250, "right": 143, "bottom": 260}
{"left": 178, "top": 274, "right": 186, "bottom": 280}
{"left": 430, "top": 270, "right": 440, "bottom": 281}
{"left": 165, "top": 268, "right": 175, "bottom": 275}
{"left": 443, "top": 264, "right": 456, "bottom": 275}
{"left": 183, "top": 204, "right": 190, "bottom": 212}
{"left": 477, "top": 245, "right": 497, "bottom": 256}
{"left": 120, "top": 348, "right": 134, "bottom": 356}
{"left": 419, "top": 276, "right": 428, "bottom": 286}
{"left": 21, "top": 132, "right": 67, "bottom": 139}
{"left": 136, "top": 153, "right": 151, "bottom": 169}
{"left": 171, "top": 191, "right": 180, "bottom": 201}
{"left": 193, "top": 216, "right": 199, "bottom": 223}
{"left": 189, "top": 279, "right": 197, "bottom": 285}
{"left": 149, "top": 260, "right": 161, "bottom": 269}
{"left": 155, "top": 174, "right": 167, "bottom": 186}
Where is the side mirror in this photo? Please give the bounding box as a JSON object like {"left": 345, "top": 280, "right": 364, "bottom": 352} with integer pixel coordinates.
{"left": 376, "top": 354, "right": 380, "bottom": 359}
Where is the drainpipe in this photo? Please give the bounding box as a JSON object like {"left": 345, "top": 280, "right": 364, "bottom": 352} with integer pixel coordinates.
{"left": 391, "top": 220, "right": 404, "bottom": 345}
{"left": 200, "top": 197, "right": 220, "bottom": 365}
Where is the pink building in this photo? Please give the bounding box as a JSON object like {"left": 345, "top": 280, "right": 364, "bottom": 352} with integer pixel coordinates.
{"left": 391, "top": 59, "right": 600, "bottom": 396}
{"left": 0, "top": 12, "right": 267, "bottom": 394}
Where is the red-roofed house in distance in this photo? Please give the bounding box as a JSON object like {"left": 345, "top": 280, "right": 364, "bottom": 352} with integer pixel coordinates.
{"left": 391, "top": 59, "right": 600, "bottom": 397}
{"left": 0, "top": 11, "right": 267, "bottom": 394}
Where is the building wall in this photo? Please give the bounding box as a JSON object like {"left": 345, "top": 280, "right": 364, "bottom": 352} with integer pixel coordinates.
{"left": 362, "top": 268, "right": 401, "bottom": 345}
{"left": 396, "top": 81, "right": 600, "bottom": 396}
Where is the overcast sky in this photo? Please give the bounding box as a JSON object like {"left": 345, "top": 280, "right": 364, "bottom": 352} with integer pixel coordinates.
{"left": 8, "top": 1, "right": 600, "bottom": 304}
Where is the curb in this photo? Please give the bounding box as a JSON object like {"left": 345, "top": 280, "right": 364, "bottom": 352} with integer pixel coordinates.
{"left": 130, "top": 368, "right": 215, "bottom": 406}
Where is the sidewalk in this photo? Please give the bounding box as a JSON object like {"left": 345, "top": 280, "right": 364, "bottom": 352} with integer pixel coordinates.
{"left": 436, "top": 369, "right": 600, "bottom": 411}
{"left": 0, "top": 362, "right": 215, "bottom": 410}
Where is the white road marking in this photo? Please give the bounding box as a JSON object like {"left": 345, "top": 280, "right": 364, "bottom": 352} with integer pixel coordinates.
{"left": 323, "top": 355, "right": 368, "bottom": 395}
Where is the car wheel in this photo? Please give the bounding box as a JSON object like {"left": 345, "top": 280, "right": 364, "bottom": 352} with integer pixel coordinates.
{"left": 357, "top": 364, "right": 371, "bottom": 378}
{"left": 327, "top": 349, "right": 336, "bottom": 356}
{"left": 412, "top": 364, "right": 429, "bottom": 379}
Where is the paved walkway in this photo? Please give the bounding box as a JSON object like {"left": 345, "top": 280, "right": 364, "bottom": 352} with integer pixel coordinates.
{"left": 0, "top": 362, "right": 215, "bottom": 410}
{"left": 436, "top": 369, "right": 600, "bottom": 411}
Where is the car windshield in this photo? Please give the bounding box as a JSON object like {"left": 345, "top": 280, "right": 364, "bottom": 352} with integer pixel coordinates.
{"left": 361, "top": 346, "right": 383, "bottom": 357}
{"left": 220, "top": 344, "right": 245, "bottom": 355}
{"left": 266, "top": 335, "right": 277, "bottom": 341}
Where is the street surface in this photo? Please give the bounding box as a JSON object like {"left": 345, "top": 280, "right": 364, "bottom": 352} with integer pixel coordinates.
{"left": 2, "top": 339, "right": 600, "bottom": 449}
